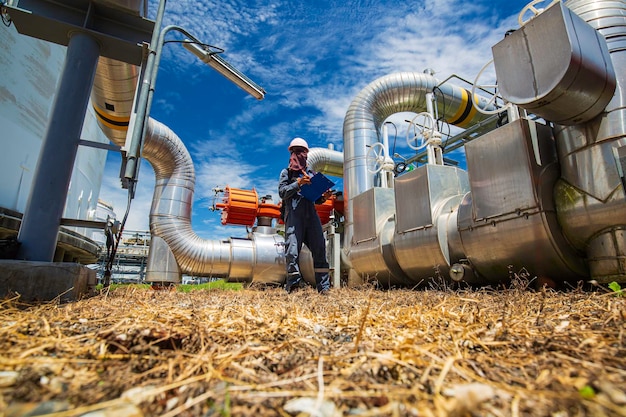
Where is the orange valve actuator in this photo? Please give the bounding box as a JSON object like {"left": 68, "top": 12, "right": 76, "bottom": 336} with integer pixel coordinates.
{"left": 257, "top": 202, "right": 281, "bottom": 219}
{"left": 215, "top": 187, "right": 259, "bottom": 227}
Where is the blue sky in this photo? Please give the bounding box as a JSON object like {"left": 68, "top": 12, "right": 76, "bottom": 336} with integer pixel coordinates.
{"left": 99, "top": 0, "right": 530, "bottom": 240}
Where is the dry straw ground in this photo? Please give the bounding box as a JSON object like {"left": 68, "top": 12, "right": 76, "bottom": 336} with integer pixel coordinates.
{"left": 0, "top": 281, "right": 625, "bottom": 417}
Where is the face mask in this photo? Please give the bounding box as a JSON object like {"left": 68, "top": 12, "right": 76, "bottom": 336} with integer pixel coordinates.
{"left": 289, "top": 149, "right": 308, "bottom": 172}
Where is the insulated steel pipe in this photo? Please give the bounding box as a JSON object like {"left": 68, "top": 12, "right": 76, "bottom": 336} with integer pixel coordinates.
{"left": 308, "top": 147, "right": 343, "bottom": 178}
{"left": 92, "top": 65, "right": 285, "bottom": 282}
{"left": 89, "top": 1, "right": 285, "bottom": 283}
{"left": 92, "top": 55, "right": 340, "bottom": 283}
{"left": 142, "top": 118, "right": 284, "bottom": 282}
{"left": 342, "top": 71, "right": 495, "bottom": 277}
{"left": 91, "top": 57, "right": 138, "bottom": 143}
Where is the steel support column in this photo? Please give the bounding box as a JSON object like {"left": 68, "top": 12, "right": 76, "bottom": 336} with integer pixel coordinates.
{"left": 17, "top": 32, "right": 100, "bottom": 261}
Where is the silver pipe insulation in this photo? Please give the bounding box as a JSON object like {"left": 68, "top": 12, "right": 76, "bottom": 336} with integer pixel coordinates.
{"left": 92, "top": 61, "right": 292, "bottom": 282}
{"left": 92, "top": 61, "right": 344, "bottom": 283}
{"left": 342, "top": 71, "right": 495, "bottom": 268}
{"left": 143, "top": 118, "right": 231, "bottom": 277}
{"left": 552, "top": 0, "right": 626, "bottom": 282}
{"left": 145, "top": 129, "right": 343, "bottom": 280}
{"left": 342, "top": 0, "right": 626, "bottom": 285}
{"left": 308, "top": 147, "right": 344, "bottom": 177}
{"left": 91, "top": 59, "right": 226, "bottom": 276}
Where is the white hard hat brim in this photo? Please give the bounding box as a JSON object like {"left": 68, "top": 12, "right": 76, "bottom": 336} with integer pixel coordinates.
{"left": 288, "top": 137, "right": 309, "bottom": 150}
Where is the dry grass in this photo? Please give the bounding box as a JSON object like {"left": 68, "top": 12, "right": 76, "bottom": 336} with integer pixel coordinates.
{"left": 0, "top": 283, "right": 625, "bottom": 416}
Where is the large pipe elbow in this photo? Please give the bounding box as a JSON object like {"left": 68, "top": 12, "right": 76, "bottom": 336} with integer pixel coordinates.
{"left": 91, "top": 61, "right": 284, "bottom": 283}
{"left": 307, "top": 147, "right": 343, "bottom": 178}
{"left": 342, "top": 72, "right": 494, "bottom": 278}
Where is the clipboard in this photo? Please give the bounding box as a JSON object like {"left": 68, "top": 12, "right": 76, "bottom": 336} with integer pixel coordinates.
{"left": 300, "top": 172, "right": 335, "bottom": 202}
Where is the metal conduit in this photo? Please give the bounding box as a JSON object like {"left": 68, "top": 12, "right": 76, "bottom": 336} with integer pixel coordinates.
{"left": 342, "top": 71, "right": 495, "bottom": 264}
{"left": 143, "top": 119, "right": 342, "bottom": 278}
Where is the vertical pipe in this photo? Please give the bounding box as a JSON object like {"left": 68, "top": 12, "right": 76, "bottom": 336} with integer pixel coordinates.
{"left": 329, "top": 223, "right": 341, "bottom": 288}
{"left": 381, "top": 123, "right": 390, "bottom": 188}
{"left": 17, "top": 32, "right": 100, "bottom": 261}
{"left": 425, "top": 91, "right": 440, "bottom": 165}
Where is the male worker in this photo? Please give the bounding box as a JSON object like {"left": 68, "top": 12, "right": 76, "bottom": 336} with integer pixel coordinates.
{"left": 278, "top": 137, "right": 332, "bottom": 294}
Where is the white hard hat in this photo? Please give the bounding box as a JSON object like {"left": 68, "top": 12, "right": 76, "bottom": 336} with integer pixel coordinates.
{"left": 288, "top": 137, "right": 309, "bottom": 151}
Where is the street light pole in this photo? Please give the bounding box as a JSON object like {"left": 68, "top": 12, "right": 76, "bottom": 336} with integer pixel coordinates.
{"left": 123, "top": 0, "right": 167, "bottom": 194}
{"left": 123, "top": 19, "right": 266, "bottom": 188}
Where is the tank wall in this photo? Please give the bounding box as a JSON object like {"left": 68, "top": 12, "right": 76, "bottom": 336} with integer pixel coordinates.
{"left": 64, "top": 105, "right": 110, "bottom": 237}
{"left": 0, "top": 25, "right": 64, "bottom": 213}
{"left": 0, "top": 25, "right": 109, "bottom": 237}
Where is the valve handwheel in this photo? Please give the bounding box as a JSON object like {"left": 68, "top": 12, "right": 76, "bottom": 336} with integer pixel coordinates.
{"left": 406, "top": 112, "right": 436, "bottom": 150}
{"left": 518, "top": 0, "right": 560, "bottom": 26}
{"left": 366, "top": 142, "right": 386, "bottom": 174}
{"left": 471, "top": 59, "right": 508, "bottom": 115}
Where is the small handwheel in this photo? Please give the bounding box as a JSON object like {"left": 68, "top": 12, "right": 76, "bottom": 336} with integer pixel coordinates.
{"left": 471, "top": 59, "right": 507, "bottom": 115}
{"left": 518, "top": 0, "right": 559, "bottom": 26}
{"left": 406, "top": 112, "right": 435, "bottom": 150}
{"left": 366, "top": 142, "right": 386, "bottom": 174}
{"left": 394, "top": 162, "right": 407, "bottom": 175}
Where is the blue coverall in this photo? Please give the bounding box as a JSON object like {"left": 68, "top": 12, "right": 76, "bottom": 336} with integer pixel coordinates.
{"left": 278, "top": 168, "right": 330, "bottom": 292}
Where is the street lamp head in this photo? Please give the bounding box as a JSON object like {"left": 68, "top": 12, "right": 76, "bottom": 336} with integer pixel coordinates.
{"left": 183, "top": 40, "right": 265, "bottom": 100}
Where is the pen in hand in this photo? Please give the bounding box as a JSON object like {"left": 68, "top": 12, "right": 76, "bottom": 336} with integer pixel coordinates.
{"left": 297, "top": 170, "right": 311, "bottom": 186}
